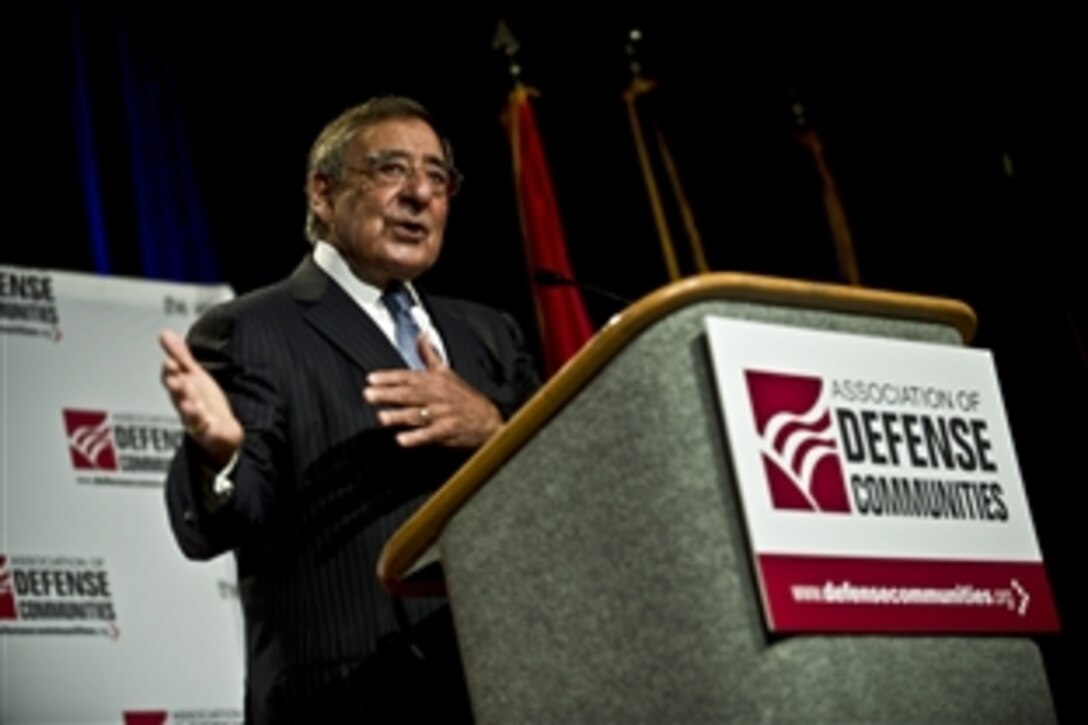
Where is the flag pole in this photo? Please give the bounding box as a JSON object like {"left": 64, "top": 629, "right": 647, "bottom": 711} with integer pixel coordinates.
{"left": 623, "top": 29, "right": 681, "bottom": 281}
{"left": 623, "top": 28, "right": 709, "bottom": 279}
{"left": 790, "top": 87, "right": 862, "bottom": 286}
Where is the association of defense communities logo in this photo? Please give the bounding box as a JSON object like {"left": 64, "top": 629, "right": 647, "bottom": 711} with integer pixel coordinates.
{"left": 0, "top": 553, "right": 120, "bottom": 637}
{"left": 745, "top": 370, "right": 850, "bottom": 512}
{"left": 66, "top": 410, "right": 118, "bottom": 470}
{"left": 124, "top": 709, "right": 243, "bottom": 725}
{"left": 0, "top": 267, "right": 62, "bottom": 341}
{"left": 744, "top": 369, "right": 1010, "bottom": 523}
{"left": 63, "top": 408, "right": 183, "bottom": 487}
{"left": 0, "top": 555, "right": 18, "bottom": 620}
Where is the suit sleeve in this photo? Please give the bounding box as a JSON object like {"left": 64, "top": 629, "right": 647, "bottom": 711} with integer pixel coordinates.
{"left": 164, "top": 304, "right": 288, "bottom": 561}
{"left": 452, "top": 302, "right": 541, "bottom": 419}
{"left": 490, "top": 310, "right": 541, "bottom": 420}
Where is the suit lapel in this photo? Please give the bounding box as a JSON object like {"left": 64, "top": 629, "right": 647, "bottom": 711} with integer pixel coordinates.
{"left": 289, "top": 256, "right": 492, "bottom": 384}
{"left": 289, "top": 256, "right": 406, "bottom": 373}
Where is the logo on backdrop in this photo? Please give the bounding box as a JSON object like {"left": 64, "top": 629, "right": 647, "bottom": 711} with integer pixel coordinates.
{"left": 0, "top": 556, "right": 18, "bottom": 621}
{"left": 62, "top": 409, "right": 183, "bottom": 487}
{"left": 124, "top": 709, "right": 243, "bottom": 725}
{"left": 744, "top": 371, "right": 850, "bottom": 513}
{"left": 0, "top": 553, "right": 120, "bottom": 637}
{"left": 0, "top": 267, "right": 62, "bottom": 341}
{"left": 123, "top": 714, "right": 168, "bottom": 725}
{"left": 743, "top": 369, "right": 1009, "bottom": 523}
{"left": 64, "top": 410, "right": 118, "bottom": 470}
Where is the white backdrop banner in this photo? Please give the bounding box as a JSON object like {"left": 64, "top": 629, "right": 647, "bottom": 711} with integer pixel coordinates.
{"left": 1, "top": 265, "right": 244, "bottom": 724}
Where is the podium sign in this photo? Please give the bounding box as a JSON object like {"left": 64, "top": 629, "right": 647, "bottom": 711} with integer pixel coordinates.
{"left": 706, "top": 316, "right": 1059, "bottom": 633}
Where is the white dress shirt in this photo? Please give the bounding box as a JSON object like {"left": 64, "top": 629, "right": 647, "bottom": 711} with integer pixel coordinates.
{"left": 312, "top": 241, "right": 448, "bottom": 363}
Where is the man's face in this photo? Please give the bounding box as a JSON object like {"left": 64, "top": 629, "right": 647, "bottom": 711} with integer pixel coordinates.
{"left": 310, "top": 117, "right": 451, "bottom": 288}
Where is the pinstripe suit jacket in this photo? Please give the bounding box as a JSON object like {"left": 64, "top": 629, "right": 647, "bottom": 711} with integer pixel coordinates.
{"left": 165, "top": 255, "right": 538, "bottom": 720}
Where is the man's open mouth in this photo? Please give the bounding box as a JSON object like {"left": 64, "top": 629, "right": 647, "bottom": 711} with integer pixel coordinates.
{"left": 389, "top": 219, "right": 428, "bottom": 240}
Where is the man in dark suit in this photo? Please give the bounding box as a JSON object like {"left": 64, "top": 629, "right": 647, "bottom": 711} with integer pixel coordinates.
{"left": 159, "top": 96, "right": 539, "bottom": 723}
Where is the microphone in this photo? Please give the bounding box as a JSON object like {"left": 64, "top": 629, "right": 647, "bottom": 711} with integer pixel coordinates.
{"left": 533, "top": 268, "right": 634, "bottom": 308}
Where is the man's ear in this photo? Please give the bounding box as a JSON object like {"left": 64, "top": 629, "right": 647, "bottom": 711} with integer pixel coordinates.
{"left": 308, "top": 173, "right": 334, "bottom": 224}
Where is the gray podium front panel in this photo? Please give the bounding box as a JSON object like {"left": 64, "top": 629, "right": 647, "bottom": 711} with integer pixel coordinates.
{"left": 438, "top": 300, "right": 1054, "bottom": 723}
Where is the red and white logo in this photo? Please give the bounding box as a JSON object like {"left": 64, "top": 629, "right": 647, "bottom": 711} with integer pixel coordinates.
{"left": 744, "top": 370, "right": 850, "bottom": 513}
{"left": 63, "top": 409, "right": 118, "bottom": 471}
{"left": 0, "top": 555, "right": 18, "bottom": 620}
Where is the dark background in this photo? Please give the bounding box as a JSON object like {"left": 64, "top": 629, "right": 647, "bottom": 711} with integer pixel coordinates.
{"left": 6, "top": 3, "right": 1083, "bottom": 719}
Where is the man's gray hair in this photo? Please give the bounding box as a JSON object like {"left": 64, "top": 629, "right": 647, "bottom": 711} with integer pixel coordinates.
{"left": 304, "top": 96, "right": 454, "bottom": 244}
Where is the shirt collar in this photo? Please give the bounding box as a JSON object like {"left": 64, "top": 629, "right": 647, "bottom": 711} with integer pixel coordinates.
{"left": 312, "top": 241, "right": 423, "bottom": 309}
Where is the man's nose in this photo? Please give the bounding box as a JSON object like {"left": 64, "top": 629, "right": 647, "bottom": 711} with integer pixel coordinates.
{"left": 398, "top": 169, "right": 437, "bottom": 205}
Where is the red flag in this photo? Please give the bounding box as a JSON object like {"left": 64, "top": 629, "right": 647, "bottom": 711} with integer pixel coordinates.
{"left": 505, "top": 85, "right": 594, "bottom": 376}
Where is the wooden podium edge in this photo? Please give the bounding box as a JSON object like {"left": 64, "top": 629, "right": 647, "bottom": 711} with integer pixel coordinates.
{"left": 377, "top": 272, "right": 976, "bottom": 595}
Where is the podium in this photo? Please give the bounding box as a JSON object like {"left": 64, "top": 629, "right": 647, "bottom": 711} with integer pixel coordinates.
{"left": 380, "top": 274, "right": 1056, "bottom": 723}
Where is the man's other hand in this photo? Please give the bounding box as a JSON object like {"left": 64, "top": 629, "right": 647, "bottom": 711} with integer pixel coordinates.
{"left": 159, "top": 330, "right": 244, "bottom": 468}
{"left": 364, "top": 335, "right": 502, "bottom": 448}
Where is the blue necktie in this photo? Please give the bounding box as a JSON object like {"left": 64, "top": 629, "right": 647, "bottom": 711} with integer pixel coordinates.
{"left": 381, "top": 283, "right": 425, "bottom": 369}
